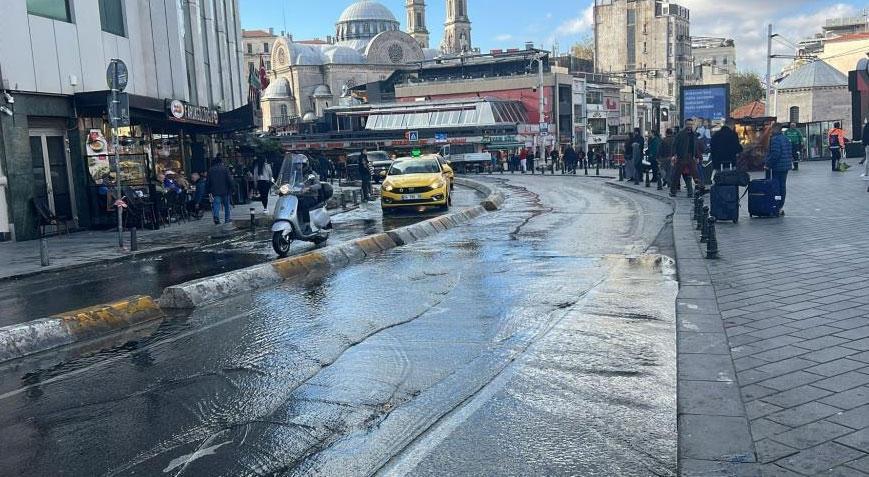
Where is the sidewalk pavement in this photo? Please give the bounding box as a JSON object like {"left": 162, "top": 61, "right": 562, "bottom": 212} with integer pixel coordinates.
{"left": 612, "top": 161, "right": 869, "bottom": 476}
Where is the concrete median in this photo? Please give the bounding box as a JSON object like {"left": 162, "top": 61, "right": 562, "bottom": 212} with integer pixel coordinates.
{"left": 0, "top": 295, "right": 163, "bottom": 362}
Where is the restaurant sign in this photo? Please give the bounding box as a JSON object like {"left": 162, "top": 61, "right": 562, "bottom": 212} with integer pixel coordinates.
{"left": 166, "top": 99, "right": 219, "bottom": 126}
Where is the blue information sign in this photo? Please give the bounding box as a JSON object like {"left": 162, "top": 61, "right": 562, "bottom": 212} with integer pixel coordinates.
{"left": 681, "top": 84, "right": 730, "bottom": 125}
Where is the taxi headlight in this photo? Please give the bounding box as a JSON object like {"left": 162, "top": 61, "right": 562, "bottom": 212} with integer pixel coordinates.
{"left": 278, "top": 184, "right": 291, "bottom": 196}
{"left": 429, "top": 180, "right": 445, "bottom": 190}
{"left": 382, "top": 182, "right": 394, "bottom": 192}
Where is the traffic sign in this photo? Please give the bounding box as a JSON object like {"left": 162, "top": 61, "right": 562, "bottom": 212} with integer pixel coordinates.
{"left": 406, "top": 130, "right": 419, "bottom": 142}
{"left": 106, "top": 59, "right": 128, "bottom": 92}
{"left": 434, "top": 132, "right": 447, "bottom": 143}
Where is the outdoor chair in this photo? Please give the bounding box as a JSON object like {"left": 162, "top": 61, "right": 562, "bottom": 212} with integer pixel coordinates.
{"left": 32, "top": 197, "right": 72, "bottom": 237}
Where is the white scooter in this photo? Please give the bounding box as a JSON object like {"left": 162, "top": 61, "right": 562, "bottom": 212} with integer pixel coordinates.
{"left": 271, "top": 154, "right": 332, "bottom": 257}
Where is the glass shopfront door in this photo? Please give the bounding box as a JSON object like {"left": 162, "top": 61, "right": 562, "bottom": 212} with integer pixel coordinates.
{"left": 29, "top": 129, "right": 77, "bottom": 222}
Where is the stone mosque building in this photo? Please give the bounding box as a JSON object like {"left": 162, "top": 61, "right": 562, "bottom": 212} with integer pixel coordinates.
{"left": 262, "top": 0, "right": 473, "bottom": 130}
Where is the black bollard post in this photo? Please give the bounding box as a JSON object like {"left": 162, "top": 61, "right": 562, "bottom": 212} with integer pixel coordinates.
{"left": 130, "top": 227, "right": 138, "bottom": 251}
{"left": 584, "top": 159, "right": 589, "bottom": 175}
{"left": 40, "top": 236, "right": 49, "bottom": 267}
{"left": 618, "top": 165, "right": 624, "bottom": 181}
{"left": 693, "top": 191, "right": 703, "bottom": 227}
{"left": 595, "top": 160, "right": 600, "bottom": 176}
{"left": 706, "top": 217, "right": 720, "bottom": 259}
{"left": 700, "top": 206, "right": 710, "bottom": 242}
{"left": 249, "top": 207, "right": 256, "bottom": 233}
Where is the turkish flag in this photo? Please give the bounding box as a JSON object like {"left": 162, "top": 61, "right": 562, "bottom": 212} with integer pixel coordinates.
{"left": 259, "top": 56, "right": 269, "bottom": 90}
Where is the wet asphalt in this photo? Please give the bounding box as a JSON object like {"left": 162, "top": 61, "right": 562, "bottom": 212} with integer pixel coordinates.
{"left": 0, "top": 176, "right": 677, "bottom": 476}
{"left": 0, "top": 188, "right": 482, "bottom": 327}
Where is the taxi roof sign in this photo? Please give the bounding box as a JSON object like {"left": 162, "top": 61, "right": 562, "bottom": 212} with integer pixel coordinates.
{"left": 411, "top": 148, "right": 422, "bottom": 157}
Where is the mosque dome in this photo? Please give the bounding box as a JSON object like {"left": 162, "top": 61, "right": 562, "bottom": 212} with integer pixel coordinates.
{"left": 335, "top": 0, "right": 400, "bottom": 43}
{"left": 262, "top": 77, "right": 292, "bottom": 99}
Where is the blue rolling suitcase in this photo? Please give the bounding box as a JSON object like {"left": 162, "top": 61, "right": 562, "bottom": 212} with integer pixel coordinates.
{"left": 747, "top": 178, "right": 780, "bottom": 217}
{"left": 710, "top": 184, "right": 739, "bottom": 223}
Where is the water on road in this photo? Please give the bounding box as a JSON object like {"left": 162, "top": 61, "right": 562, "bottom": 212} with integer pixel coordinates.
{"left": 0, "top": 176, "right": 677, "bottom": 476}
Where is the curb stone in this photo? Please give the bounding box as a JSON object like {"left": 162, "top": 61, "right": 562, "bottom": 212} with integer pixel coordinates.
{"left": 607, "top": 179, "right": 757, "bottom": 474}
{"left": 0, "top": 295, "right": 163, "bottom": 362}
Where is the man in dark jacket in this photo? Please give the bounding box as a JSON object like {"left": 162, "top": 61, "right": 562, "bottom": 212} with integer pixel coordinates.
{"left": 670, "top": 120, "right": 704, "bottom": 197}
{"left": 710, "top": 119, "right": 743, "bottom": 171}
{"left": 358, "top": 149, "right": 372, "bottom": 201}
{"left": 860, "top": 121, "right": 869, "bottom": 182}
{"left": 206, "top": 155, "right": 234, "bottom": 224}
{"left": 766, "top": 123, "right": 792, "bottom": 214}
{"left": 658, "top": 128, "right": 675, "bottom": 189}
{"left": 630, "top": 128, "right": 644, "bottom": 185}
{"left": 646, "top": 130, "right": 662, "bottom": 188}
{"left": 563, "top": 145, "right": 578, "bottom": 174}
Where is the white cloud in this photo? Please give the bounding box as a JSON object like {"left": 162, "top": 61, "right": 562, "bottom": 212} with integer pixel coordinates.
{"left": 555, "top": 4, "right": 594, "bottom": 37}
{"left": 682, "top": 1, "right": 859, "bottom": 74}
{"left": 494, "top": 34, "right": 513, "bottom": 42}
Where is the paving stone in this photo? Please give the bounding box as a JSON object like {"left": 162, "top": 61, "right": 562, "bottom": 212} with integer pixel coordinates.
{"left": 852, "top": 351, "right": 869, "bottom": 363}
{"left": 679, "top": 331, "right": 731, "bottom": 355}
{"left": 790, "top": 325, "right": 844, "bottom": 340}
{"left": 801, "top": 346, "right": 861, "bottom": 363}
{"left": 793, "top": 336, "right": 850, "bottom": 351}
{"left": 848, "top": 455, "right": 869, "bottom": 473}
{"left": 805, "top": 358, "right": 869, "bottom": 377}
{"left": 757, "top": 371, "right": 824, "bottom": 392}
{"left": 751, "top": 418, "right": 793, "bottom": 441}
{"left": 753, "top": 357, "right": 816, "bottom": 377}
{"left": 678, "top": 353, "right": 736, "bottom": 382}
{"left": 828, "top": 404, "right": 869, "bottom": 429}
{"left": 812, "top": 371, "right": 869, "bottom": 393}
{"left": 734, "top": 356, "right": 768, "bottom": 372}
{"left": 819, "top": 386, "right": 869, "bottom": 410}
{"left": 750, "top": 345, "right": 810, "bottom": 362}
{"left": 770, "top": 420, "right": 854, "bottom": 449}
{"left": 679, "top": 414, "right": 755, "bottom": 461}
{"left": 845, "top": 338, "right": 869, "bottom": 351}
{"left": 835, "top": 326, "right": 869, "bottom": 340}
{"left": 819, "top": 301, "right": 865, "bottom": 313}
{"left": 766, "top": 401, "right": 842, "bottom": 427}
{"left": 755, "top": 438, "right": 799, "bottom": 464}
{"left": 776, "top": 442, "right": 866, "bottom": 475}
{"left": 745, "top": 400, "right": 782, "bottom": 420}
{"left": 836, "top": 428, "right": 869, "bottom": 452}
{"left": 678, "top": 313, "right": 726, "bottom": 333}
{"left": 679, "top": 380, "right": 745, "bottom": 416}
{"left": 679, "top": 459, "right": 763, "bottom": 476}
{"left": 741, "top": 384, "right": 779, "bottom": 402}
{"left": 747, "top": 325, "right": 801, "bottom": 340}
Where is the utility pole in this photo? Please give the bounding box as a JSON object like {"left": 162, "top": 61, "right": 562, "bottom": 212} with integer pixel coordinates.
{"left": 766, "top": 24, "right": 773, "bottom": 109}
{"left": 538, "top": 52, "right": 545, "bottom": 164}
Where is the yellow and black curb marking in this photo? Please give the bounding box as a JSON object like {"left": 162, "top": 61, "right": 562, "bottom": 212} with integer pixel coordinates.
{"left": 0, "top": 295, "right": 163, "bottom": 362}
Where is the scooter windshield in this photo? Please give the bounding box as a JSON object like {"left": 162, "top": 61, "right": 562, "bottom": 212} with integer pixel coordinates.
{"left": 277, "top": 154, "right": 309, "bottom": 192}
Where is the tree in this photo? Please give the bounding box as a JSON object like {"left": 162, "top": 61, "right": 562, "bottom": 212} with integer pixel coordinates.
{"left": 729, "top": 71, "right": 765, "bottom": 111}
{"left": 570, "top": 36, "right": 594, "bottom": 61}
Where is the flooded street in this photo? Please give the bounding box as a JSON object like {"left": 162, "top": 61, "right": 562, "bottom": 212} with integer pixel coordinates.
{"left": 0, "top": 188, "right": 482, "bottom": 326}
{"left": 0, "top": 177, "right": 677, "bottom": 476}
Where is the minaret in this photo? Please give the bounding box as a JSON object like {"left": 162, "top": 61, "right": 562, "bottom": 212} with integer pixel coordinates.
{"left": 406, "top": 0, "right": 429, "bottom": 49}
{"left": 443, "top": 0, "right": 471, "bottom": 54}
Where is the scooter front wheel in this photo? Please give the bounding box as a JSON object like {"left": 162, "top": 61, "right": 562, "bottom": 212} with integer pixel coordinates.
{"left": 272, "top": 231, "right": 292, "bottom": 257}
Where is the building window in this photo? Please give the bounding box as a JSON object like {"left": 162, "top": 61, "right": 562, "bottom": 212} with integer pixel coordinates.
{"left": 626, "top": 9, "right": 636, "bottom": 69}
{"left": 263, "top": 42, "right": 269, "bottom": 53}
{"left": 247, "top": 43, "right": 253, "bottom": 54}
{"left": 723, "top": 57, "right": 728, "bottom": 65}
{"left": 789, "top": 106, "right": 800, "bottom": 124}
{"left": 27, "top": 0, "right": 71, "bottom": 22}
{"left": 266, "top": 60, "right": 271, "bottom": 71}
{"left": 99, "top": 0, "right": 125, "bottom": 36}
{"left": 248, "top": 61, "right": 254, "bottom": 72}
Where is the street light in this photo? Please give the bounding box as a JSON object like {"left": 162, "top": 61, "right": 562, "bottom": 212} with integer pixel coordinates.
{"left": 528, "top": 52, "right": 547, "bottom": 168}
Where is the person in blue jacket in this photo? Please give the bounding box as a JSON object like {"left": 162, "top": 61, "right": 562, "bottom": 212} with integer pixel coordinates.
{"left": 765, "top": 123, "right": 793, "bottom": 215}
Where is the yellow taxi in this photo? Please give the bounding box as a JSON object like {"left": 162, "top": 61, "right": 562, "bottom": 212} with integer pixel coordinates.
{"left": 380, "top": 155, "right": 451, "bottom": 213}
{"left": 436, "top": 156, "right": 455, "bottom": 190}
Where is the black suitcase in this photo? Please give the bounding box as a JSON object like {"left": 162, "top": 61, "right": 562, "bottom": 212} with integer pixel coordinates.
{"left": 710, "top": 184, "right": 740, "bottom": 223}
{"left": 747, "top": 178, "right": 781, "bottom": 217}
{"left": 714, "top": 169, "right": 750, "bottom": 187}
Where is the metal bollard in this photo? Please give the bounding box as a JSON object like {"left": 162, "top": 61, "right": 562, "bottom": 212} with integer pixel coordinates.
{"left": 340, "top": 191, "right": 347, "bottom": 209}
{"left": 700, "top": 206, "right": 710, "bottom": 242}
{"left": 40, "top": 236, "right": 49, "bottom": 267}
{"left": 249, "top": 207, "right": 256, "bottom": 233}
{"left": 618, "top": 165, "right": 624, "bottom": 181}
{"left": 645, "top": 169, "right": 651, "bottom": 187}
{"left": 352, "top": 190, "right": 359, "bottom": 205}
{"left": 130, "top": 227, "right": 138, "bottom": 252}
{"left": 595, "top": 161, "right": 600, "bottom": 176}
{"left": 693, "top": 192, "right": 704, "bottom": 227}
{"left": 584, "top": 160, "right": 588, "bottom": 175}
{"left": 706, "top": 217, "right": 719, "bottom": 259}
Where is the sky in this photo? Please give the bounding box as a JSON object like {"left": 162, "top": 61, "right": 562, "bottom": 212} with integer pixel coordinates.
{"left": 238, "top": 0, "right": 866, "bottom": 75}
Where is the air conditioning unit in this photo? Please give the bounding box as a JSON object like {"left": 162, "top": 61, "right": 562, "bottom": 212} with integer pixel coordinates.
{"left": 647, "top": 70, "right": 658, "bottom": 77}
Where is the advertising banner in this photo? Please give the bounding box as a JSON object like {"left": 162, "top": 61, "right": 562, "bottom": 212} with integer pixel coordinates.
{"left": 681, "top": 84, "right": 730, "bottom": 126}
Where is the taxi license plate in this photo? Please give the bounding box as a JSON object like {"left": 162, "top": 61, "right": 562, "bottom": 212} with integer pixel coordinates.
{"left": 401, "top": 193, "right": 423, "bottom": 200}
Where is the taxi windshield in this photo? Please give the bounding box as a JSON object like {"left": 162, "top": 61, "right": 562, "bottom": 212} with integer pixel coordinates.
{"left": 388, "top": 160, "right": 440, "bottom": 175}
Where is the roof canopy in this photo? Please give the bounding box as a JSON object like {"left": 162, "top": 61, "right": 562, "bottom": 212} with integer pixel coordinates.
{"left": 340, "top": 99, "right": 528, "bottom": 131}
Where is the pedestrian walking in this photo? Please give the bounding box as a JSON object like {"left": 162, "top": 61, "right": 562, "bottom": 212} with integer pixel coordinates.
{"left": 358, "top": 149, "right": 372, "bottom": 201}
{"left": 630, "top": 128, "right": 644, "bottom": 185}
{"left": 659, "top": 129, "right": 674, "bottom": 188}
{"left": 550, "top": 147, "right": 559, "bottom": 173}
{"left": 828, "top": 122, "right": 846, "bottom": 171}
{"left": 563, "top": 145, "right": 578, "bottom": 175}
{"left": 709, "top": 119, "right": 743, "bottom": 171}
{"left": 784, "top": 122, "right": 804, "bottom": 171}
{"left": 860, "top": 121, "right": 869, "bottom": 187}
{"left": 647, "top": 130, "right": 662, "bottom": 188}
{"left": 766, "top": 123, "right": 793, "bottom": 215}
{"left": 670, "top": 120, "right": 704, "bottom": 197}
{"left": 527, "top": 150, "right": 535, "bottom": 174}
{"left": 519, "top": 148, "right": 528, "bottom": 173}
{"left": 252, "top": 157, "right": 273, "bottom": 214}
{"left": 206, "top": 155, "right": 234, "bottom": 224}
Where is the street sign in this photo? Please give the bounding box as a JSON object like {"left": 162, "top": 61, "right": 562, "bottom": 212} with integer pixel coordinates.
{"left": 108, "top": 93, "right": 130, "bottom": 127}
{"left": 106, "top": 59, "right": 128, "bottom": 92}
{"left": 539, "top": 122, "right": 549, "bottom": 134}
{"left": 434, "top": 132, "right": 447, "bottom": 143}
{"left": 406, "top": 130, "right": 419, "bottom": 142}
